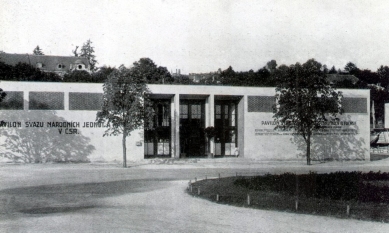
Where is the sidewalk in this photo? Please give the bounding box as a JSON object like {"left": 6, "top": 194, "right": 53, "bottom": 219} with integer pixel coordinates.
{"left": 129, "top": 156, "right": 389, "bottom": 170}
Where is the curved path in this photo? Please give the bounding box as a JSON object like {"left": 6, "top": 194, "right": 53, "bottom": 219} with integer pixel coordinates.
{"left": 0, "top": 180, "right": 388, "bottom": 232}
{"left": 0, "top": 163, "right": 388, "bottom": 232}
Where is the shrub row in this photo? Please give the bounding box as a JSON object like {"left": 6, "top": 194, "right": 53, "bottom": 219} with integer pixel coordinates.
{"left": 234, "top": 171, "right": 389, "bottom": 203}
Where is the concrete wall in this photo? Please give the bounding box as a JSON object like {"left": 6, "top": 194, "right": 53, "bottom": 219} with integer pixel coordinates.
{"left": 0, "top": 81, "right": 142, "bottom": 162}
{"left": 0, "top": 81, "right": 370, "bottom": 162}
{"left": 244, "top": 89, "right": 370, "bottom": 161}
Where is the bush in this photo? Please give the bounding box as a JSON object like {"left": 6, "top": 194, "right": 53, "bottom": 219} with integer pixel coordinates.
{"left": 234, "top": 171, "right": 389, "bottom": 203}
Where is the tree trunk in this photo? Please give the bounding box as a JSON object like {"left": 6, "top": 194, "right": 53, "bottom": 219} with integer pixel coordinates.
{"left": 122, "top": 131, "right": 127, "bottom": 168}
{"left": 207, "top": 138, "right": 210, "bottom": 153}
{"left": 306, "top": 132, "right": 311, "bottom": 165}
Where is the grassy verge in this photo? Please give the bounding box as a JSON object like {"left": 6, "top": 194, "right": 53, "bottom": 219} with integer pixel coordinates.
{"left": 188, "top": 176, "right": 389, "bottom": 223}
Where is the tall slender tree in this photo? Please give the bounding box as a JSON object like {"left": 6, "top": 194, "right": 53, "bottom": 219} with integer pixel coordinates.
{"left": 328, "top": 66, "right": 337, "bottom": 74}
{"left": 96, "top": 63, "right": 154, "bottom": 167}
{"left": 273, "top": 59, "right": 343, "bottom": 165}
{"left": 80, "top": 39, "right": 98, "bottom": 72}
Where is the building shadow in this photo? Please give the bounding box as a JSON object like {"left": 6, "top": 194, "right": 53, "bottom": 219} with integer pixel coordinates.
{"left": 0, "top": 110, "right": 95, "bottom": 163}
{"left": 0, "top": 179, "right": 167, "bottom": 215}
{"left": 291, "top": 115, "right": 367, "bottom": 161}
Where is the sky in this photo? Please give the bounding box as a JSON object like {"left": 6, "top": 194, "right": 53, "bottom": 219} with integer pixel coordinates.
{"left": 1, "top": 0, "right": 389, "bottom": 74}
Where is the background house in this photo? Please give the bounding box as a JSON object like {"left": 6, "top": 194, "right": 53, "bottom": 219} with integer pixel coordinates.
{"left": 0, "top": 53, "right": 90, "bottom": 76}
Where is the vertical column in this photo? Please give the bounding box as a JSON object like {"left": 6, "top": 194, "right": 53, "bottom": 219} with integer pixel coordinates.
{"left": 237, "top": 96, "right": 245, "bottom": 158}
{"left": 170, "top": 96, "right": 176, "bottom": 158}
{"left": 205, "top": 96, "right": 209, "bottom": 127}
{"left": 173, "top": 94, "right": 180, "bottom": 158}
{"left": 23, "top": 91, "right": 29, "bottom": 110}
{"left": 209, "top": 94, "right": 215, "bottom": 154}
{"left": 64, "top": 92, "right": 69, "bottom": 110}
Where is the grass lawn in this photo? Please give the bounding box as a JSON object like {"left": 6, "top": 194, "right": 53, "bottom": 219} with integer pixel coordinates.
{"left": 188, "top": 174, "right": 389, "bottom": 223}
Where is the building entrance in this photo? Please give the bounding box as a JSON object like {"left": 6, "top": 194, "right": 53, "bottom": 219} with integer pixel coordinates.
{"left": 214, "top": 100, "right": 238, "bottom": 157}
{"left": 179, "top": 100, "right": 206, "bottom": 157}
{"left": 144, "top": 100, "right": 171, "bottom": 158}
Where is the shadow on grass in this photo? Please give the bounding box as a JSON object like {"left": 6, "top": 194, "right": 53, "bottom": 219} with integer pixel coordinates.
{"left": 19, "top": 205, "right": 97, "bottom": 214}
{"left": 0, "top": 179, "right": 171, "bottom": 216}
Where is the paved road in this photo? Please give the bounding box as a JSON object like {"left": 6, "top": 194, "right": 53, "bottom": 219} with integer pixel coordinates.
{"left": 0, "top": 161, "right": 388, "bottom": 232}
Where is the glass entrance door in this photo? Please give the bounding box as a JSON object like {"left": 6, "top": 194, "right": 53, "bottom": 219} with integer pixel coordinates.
{"left": 214, "top": 101, "right": 237, "bottom": 157}
{"left": 179, "top": 100, "right": 205, "bottom": 157}
{"left": 144, "top": 100, "right": 171, "bottom": 158}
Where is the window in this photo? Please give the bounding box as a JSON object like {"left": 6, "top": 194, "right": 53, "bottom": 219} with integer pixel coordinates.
{"left": 58, "top": 64, "right": 64, "bottom": 69}
{"left": 29, "top": 92, "right": 64, "bottom": 110}
{"left": 157, "top": 103, "right": 170, "bottom": 127}
{"left": 191, "top": 104, "right": 201, "bottom": 119}
{"left": 78, "top": 65, "right": 83, "bottom": 70}
{"left": 215, "top": 105, "right": 221, "bottom": 119}
{"left": 69, "top": 92, "right": 103, "bottom": 110}
{"left": 0, "top": 91, "right": 24, "bottom": 110}
{"left": 180, "top": 104, "right": 188, "bottom": 119}
{"left": 248, "top": 96, "right": 276, "bottom": 112}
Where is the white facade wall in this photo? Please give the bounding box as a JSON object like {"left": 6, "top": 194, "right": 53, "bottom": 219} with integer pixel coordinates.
{"left": 0, "top": 81, "right": 370, "bottom": 162}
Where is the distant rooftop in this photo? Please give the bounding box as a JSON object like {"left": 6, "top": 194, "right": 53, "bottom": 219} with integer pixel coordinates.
{"left": 0, "top": 53, "right": 90, "bottom": 75}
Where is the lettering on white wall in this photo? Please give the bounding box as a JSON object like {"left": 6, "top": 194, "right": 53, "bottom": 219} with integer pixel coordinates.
{"left": 0, "top": 121, "right": 106, "bottom": 135}
{"left": 255, "top": 120, "right": 359, "bottom": 136}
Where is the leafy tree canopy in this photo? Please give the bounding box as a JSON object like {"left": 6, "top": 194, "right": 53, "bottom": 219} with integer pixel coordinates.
{"left": 344, "top": 62, "right": 359, "bottom": 75}
{"left": 328, "top": 66, "right": 337, "bottom": 74}
{"left": 0, "top": 61, "right": 61, "bottom": 82}
{"left": 131, "top": 58, "right": 173, "bottom": 84}
{"left": 80, "top": 39, "right": 98, "bottom": 72}
{"left": 273, "top": 59, "right": 343, "bottom": 165}
{"left": 96, "top": 62, "right": 155, "bottom": 167}
{"left": 266, "top": 60, "right": 277, "bottom": 73}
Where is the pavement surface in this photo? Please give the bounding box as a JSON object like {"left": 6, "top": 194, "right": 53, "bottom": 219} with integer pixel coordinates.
{"left": 0, "top": 158, "right": 388, "bottom": 232}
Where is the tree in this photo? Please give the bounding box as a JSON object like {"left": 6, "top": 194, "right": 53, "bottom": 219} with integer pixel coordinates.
{"left": 220, "top": 66, "right": 236, "bottom": 85}
{"left": 322, "top": 65, "right": 329, "bottom": 74}
{"left": 172, "top": 74, "right": 193, "bottom": 85}
{"left": 0, "top": 88, "right": 6, "bottom": 102}
{"left": 266, "top": 60, "right": 277, "bottom": 73}
{"left": 80, "top": 39, "right": 98, "bottom": 72}
{"left": 131, "top": 58, "right": 173, "bottom": 84}
{"left": 4, "top": 62, "right": 61, "bottom": 82}
{"left": 273, "top": 59, "right": 343, "bottom": 165}
{"left": 204, "top": 126, "right": 216, "bottom": 156}
{"left": 377, "top": 65, "right": 389, "bottom": 88}
{"left": 72, "top": 46, "right": 79, "bottom": 57}
{"left": 96, "top": 64, "right": 154, "bottom": 167}
{"left": 344, "top": 62, "right": 361, "bottom": 76}
{"left": 91, "top": 66, "right": 116, "bottom": 83}
{"left": 257, "top": 67, "right": 273, "bottom": 86}
{"left": 33, "top": 46, "right": 44, "bottom": 55}
{"left": 63, "top": 70, "right": 93, "bottom": 82}
{"left": 328, "top": 66, "right": 337, "bottom": 74}
{"left": 357, "top": 69, "right": 380, "bottom": 84}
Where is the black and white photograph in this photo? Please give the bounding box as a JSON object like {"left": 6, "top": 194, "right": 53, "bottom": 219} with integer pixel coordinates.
{"left": 0, "top": 0, "right": 389, "bottom": 232}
